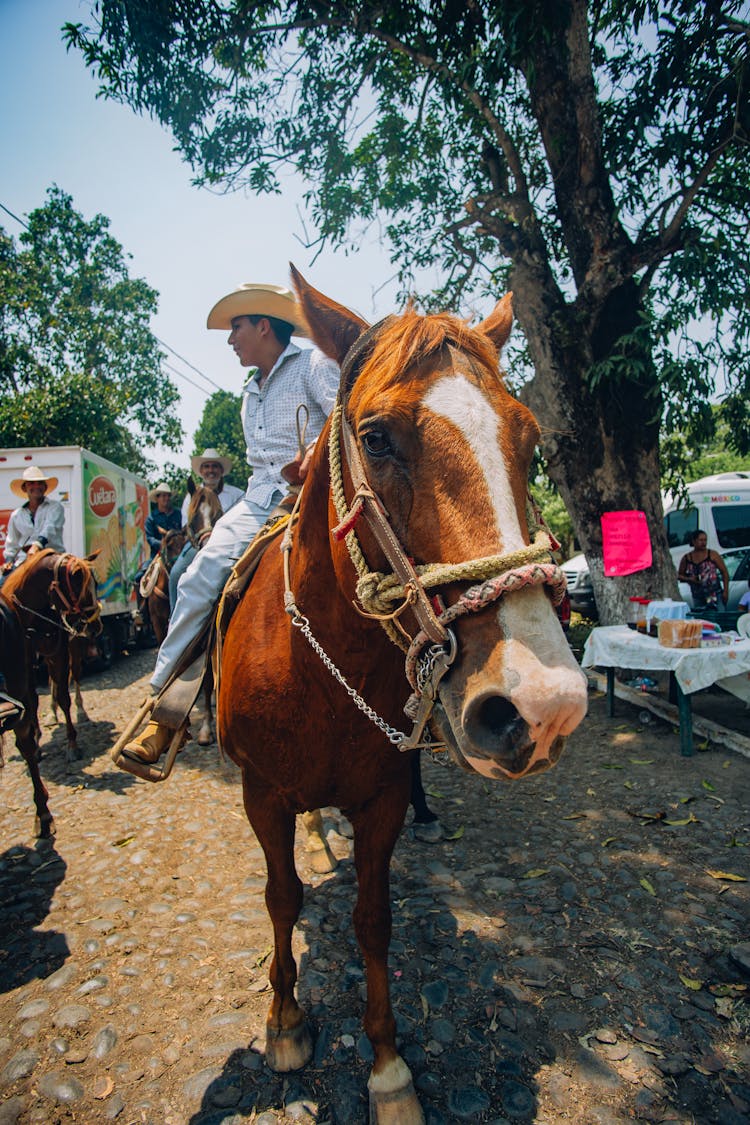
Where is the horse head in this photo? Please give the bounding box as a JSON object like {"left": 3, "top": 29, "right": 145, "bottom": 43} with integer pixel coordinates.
{"left": 186, "top": 483, "right": 222, "bottom": 550}
{"left": 159, "top": 526, "right": 187, "bottom": 569}
{"left": 2, "top": 550, "right": 102, "bottom": 639}
{"left": 292, "top": 266, "right": 587, "bottom": 781}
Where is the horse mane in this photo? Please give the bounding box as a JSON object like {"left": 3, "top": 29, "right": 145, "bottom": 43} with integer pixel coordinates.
{"left": 1, "top": 548, "right": 57, "bottom": 600}
{"left": 361, "top": 306, "right": 503, "bottom": 393}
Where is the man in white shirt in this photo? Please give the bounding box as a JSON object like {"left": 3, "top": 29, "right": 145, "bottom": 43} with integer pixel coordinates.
{"left": 122, "top": 282, "right": 340, "bottom": 767}
{"left": 170, "top": 449, "right": 245, "bottom": 608}
{"left": 2, "top": 466, "right": 65, "bottom": 572}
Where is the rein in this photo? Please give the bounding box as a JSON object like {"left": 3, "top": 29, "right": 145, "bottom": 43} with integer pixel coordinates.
{"left": 283, "top": 326, "right": 567, "bottom": 753}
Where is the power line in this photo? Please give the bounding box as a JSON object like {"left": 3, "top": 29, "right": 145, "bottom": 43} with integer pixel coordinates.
{"left": 155, "top": 336, "right": 222, "bottom": 392}
{"left": 0, "top": 198, "right": 220, "bottom": 395}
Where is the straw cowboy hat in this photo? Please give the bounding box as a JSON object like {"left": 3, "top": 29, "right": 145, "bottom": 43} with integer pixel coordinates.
{"left": 190, "top": 448, "right": 233, "bottom": 477}
{"left": 149, "top": 482, "right": 173, "bottom": 503}
{"left": 206, "top": 283, "right": 308, "bottom": 336}
{"left": 10, "top": 465, "right": 59, "bottom": 499}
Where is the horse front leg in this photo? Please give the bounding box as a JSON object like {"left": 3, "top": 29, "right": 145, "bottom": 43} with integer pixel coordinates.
{"left": 197, "top": 669, "right": 214, "bottom": 746}
{"left": 351, "top": 790, "right": 424, "bottom": 1125}
{"left": 14, "top": 718, "right": 55, "bottom": 837}
{"left": 242, "top": 775, "right": 312, "bottom": 1072}
{"left": 48, "top": 646, "right": 79, "bottom": 765}
{"left": 300, "top": 809, "right": 337, "bottom": 873}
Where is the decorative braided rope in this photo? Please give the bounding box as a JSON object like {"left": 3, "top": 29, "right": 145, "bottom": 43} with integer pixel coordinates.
{"left": 405, "top": 561, "right": 567, "bottom": 689}
{"left": 328, "top": 398, "right": 565, "bottom": 656}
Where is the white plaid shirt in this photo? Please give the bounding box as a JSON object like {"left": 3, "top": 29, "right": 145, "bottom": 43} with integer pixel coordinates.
{"left": 241, "top": 342, "right": 340, "bottom": 507}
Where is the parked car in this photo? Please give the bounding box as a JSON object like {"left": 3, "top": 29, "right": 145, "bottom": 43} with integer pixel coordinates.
{"left": 562, "top": 545, "right": 750, "bottom": 619}
{"left": 561, "top": 554, "right": 597, "bottom": 617}
{"left": 678, "top": 546, "right": 750, "bottom": 612}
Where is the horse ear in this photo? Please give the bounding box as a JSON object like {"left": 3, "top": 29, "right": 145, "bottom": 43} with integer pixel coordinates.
{"left": 188, "top": 478, "right": 196, "bottom": 495}
{"left": 477, "top": 293, "right": 513, "bottom": 353}
{"left": 85, "top": 550, "right": 101, "bottom": 562}
{"left": 290, "top": 263, "right": 369, "bottom": 366}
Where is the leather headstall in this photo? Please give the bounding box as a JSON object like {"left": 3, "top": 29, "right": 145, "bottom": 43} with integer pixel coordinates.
{"left": 335, "top": 323, "right": 449, "bottom": 648}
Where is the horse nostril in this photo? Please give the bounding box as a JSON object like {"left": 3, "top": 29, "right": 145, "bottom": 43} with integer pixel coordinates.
{"left": 462, "top": 693, "right": 526, "bottom": 755}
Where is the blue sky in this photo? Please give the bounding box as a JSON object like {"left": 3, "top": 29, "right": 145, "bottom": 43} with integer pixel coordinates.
{"left": 0, "top": 0, "right": 435, "bottom": 469}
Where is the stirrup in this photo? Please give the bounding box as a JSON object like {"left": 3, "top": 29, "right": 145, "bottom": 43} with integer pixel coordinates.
{"left": 110, "top": 696, "right": 185, "bottom": 783}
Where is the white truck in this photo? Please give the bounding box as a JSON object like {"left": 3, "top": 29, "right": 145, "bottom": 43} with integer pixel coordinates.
{"left": 0, "top": 446, "right": 151, "bottom": 663}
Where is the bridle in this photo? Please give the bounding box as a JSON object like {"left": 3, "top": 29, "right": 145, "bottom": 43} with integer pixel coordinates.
{"left": 282, "top": 320, "right": 567, "bottom": 752}
{"left": 12, "top": 553, "right": 101, "bottom": 638}
{"left": 187, "top": 491, "right": 221, "bottom": 550}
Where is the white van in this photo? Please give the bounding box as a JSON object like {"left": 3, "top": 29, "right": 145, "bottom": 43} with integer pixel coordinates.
{"left": 663, "top": 471, "right": 750, "bottom": 562}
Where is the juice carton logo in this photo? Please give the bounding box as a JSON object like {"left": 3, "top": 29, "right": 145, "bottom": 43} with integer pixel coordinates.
{"left": 88, "top": 476, "right": 117, "bottom": 519}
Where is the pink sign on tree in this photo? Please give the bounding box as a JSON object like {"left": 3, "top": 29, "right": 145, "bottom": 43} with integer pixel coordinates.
{"left": 601, "top": 511, "right": 652, "bottom": 577}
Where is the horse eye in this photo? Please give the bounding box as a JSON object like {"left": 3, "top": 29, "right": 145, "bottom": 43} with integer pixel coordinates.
{"left": 362, "top": 430, "right": 391, "bottom": 458}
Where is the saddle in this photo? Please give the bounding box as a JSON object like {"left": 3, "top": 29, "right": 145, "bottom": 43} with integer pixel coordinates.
{"left": 111, "top": 499, "right": 296, "bottom": 782}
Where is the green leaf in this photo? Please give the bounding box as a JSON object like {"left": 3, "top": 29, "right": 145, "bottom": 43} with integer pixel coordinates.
{"left": 639, "top": 877, "right": 656, "bottom": 896}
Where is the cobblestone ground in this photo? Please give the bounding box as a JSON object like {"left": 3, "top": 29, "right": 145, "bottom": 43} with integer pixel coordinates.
{"left": 1, "top": 650, "right": 749, "bottom": 1124}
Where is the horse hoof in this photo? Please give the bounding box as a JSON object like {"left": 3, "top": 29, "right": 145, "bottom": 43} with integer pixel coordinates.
{"left": 307, "top": 845, "right": 338, "bottom": 874}
{"left": 265, "top": 1020, "right": 313, "bottom": 1072}
{"left": 197, "top": 730, "right": 213, "bottom": 746}
{"left": 368, "top": 1059, "right": 424, "bottom": 1124}
{"left": 412, "top": 820, "right": 443, "bottom": 843}
{"left": 35, "top": 816, "right": 56, "bottom": 838}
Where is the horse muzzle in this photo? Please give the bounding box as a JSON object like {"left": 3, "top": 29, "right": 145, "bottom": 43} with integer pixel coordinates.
{"left": 434, "top": 671, "right": 586, "bottom": 781}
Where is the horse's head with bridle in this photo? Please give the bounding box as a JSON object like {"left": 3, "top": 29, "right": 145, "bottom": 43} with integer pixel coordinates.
{"left": 292, "top": 267, "right": 588, "bottom": 781}
{"left": 160, "top": 527, "right": 187, "bottom": 570}
{"left": 185, "top": 481, "right": 223, "bottom": 550}
{"left": 1, "top": 549, "right": 102, "bottom": 639}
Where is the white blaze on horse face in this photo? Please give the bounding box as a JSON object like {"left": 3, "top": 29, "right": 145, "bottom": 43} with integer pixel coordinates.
{"left": 422, "top": 375, "right": 525, "bottom": 548}
{"left": 424, "top": 374, "right": 587, "bottom": 773}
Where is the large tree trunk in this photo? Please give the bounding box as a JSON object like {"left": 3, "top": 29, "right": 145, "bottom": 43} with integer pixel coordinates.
{"left": 512, "top": 269, "right": 680, "bottom": 624}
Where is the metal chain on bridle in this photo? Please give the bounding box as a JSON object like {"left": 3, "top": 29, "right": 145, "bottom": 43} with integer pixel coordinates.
{"left": 283, "top": 322, "right": 568, "bottom": 753}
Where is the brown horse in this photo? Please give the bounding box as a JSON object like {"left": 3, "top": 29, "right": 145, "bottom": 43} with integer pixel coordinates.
{"left": 1, "top": 550, "right": 102, "bottom": 768}
{"left": 184, "top": 482, "right": 223, "bottom": 746}
{"left": 218, "top": 270, "right": 588, "bottom": 1122}
{"left": 143, "top": 526, "right": 188, "bottom": 645}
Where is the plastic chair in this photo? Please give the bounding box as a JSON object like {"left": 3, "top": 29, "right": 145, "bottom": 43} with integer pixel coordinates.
{"left": 736, "top": 613, "right": 750, "bottom": 638}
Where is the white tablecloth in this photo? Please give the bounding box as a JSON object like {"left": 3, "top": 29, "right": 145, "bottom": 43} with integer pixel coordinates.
{"left": 582, "top": 625, "right": 750, "bottom": 702}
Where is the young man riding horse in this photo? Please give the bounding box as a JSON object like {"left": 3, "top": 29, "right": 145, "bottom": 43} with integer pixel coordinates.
{"left": 169, "top": 448, "right": 245, "bottom": 609}
{"left": 0, "top": 465, "right": 66, "bottom": 720}
{"left": 121, "top": 283, "right": 339, "bottom": 768}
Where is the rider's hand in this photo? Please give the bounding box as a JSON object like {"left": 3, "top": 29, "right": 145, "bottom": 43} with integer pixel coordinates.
{"left": 298, "top": 441, "right": 317, "bottom": 482}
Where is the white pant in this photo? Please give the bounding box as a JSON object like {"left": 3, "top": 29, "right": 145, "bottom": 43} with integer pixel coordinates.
{"left": 150, "top": 492, "right": 282, "bottom": 693}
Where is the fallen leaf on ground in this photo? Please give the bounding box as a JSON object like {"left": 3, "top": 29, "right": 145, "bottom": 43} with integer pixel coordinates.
{"left": 706, "top": 869, "right": 747, "bottom": 882}
{"left": 639, "top": 877, "right": 656, "bottom": 896}
{"left": 702, "top": 779, "right": 716, "bottom": 791}
{"left": 443, "top": 826, "right": 465, "bottom": 840}
{"left": 523, "top": 868, "right": 549, "bottom": 879}
{"left": 664, "top": 814, "right": 699, "bottom": 826}
{"left": 601, "top": 837, "right": 618, "bottom": 848}
{"left": 629, "top": 758, "right": 654, "bottom": 764}
{"left": 113, "top": 836, "right": 135, "bottom": 847}
{"left": 678, "top": 974, "right": 702, "bottom": 990}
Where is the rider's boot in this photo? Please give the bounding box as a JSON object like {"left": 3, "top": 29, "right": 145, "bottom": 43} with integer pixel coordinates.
{"left": 121, "top": 720, "right": 190, "bottom": 766}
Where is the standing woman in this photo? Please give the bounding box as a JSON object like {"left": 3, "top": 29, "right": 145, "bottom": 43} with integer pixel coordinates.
{"left": 677, "top": 530, "right": 730, "bottom": 611}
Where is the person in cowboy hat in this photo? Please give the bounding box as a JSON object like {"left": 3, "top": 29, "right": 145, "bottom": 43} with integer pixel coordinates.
{"left": 131, "top": 482, "right": 184, "bottom": 634}
{"left": 121, "top": 281, "right": 340, "bottom": 768}
{"left": 2, "top": 466, "right": 65, "bottom": 574}
{"left": 145, "top": 483, "right": 183, "bottom": 558}
{"left": 169, "top": 449, "right": 245, "bottom": 609}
